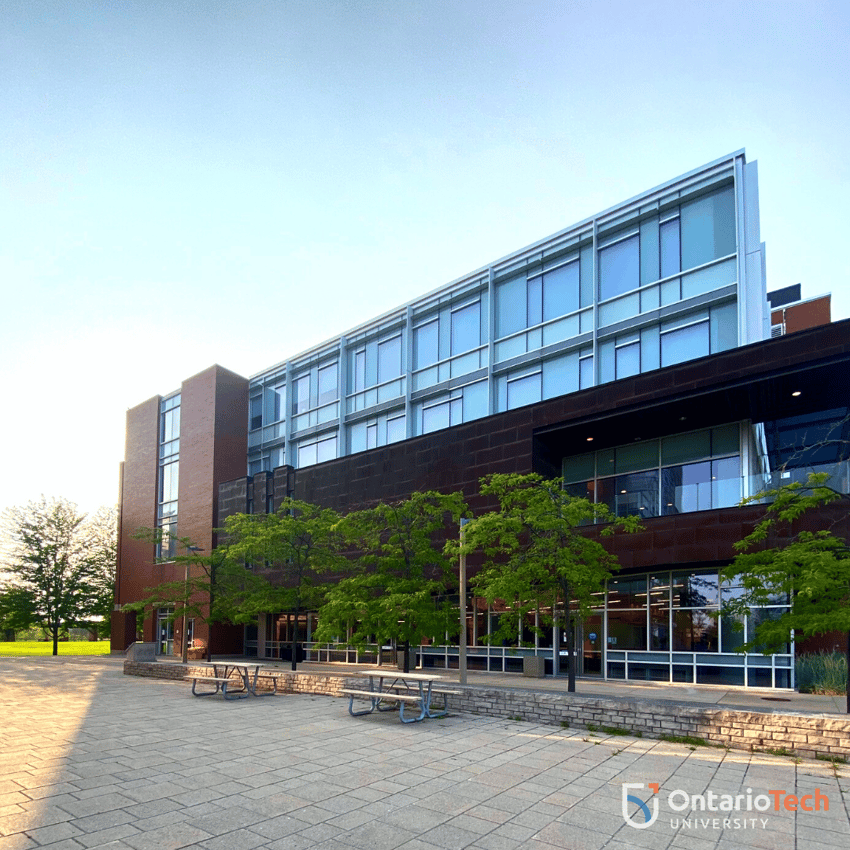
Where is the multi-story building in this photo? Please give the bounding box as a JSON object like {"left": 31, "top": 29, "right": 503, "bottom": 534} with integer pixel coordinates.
{"left": 114, "top": 150, "right": 849, "bottom": 689}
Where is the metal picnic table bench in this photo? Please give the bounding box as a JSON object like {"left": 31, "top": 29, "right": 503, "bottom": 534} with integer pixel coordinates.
{"left": 188, "top": 662, "right": 283, "bottom": 700}
{"left": 342, "top": 669, "right": 461, "bottom": 723}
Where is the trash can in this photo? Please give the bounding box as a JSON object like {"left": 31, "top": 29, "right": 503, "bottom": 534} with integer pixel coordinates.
{"left": 523, "top": 655, "right": 546, "bottom": 678}
{"left": 396, "top": 649, "right": 415, "bottom": 670}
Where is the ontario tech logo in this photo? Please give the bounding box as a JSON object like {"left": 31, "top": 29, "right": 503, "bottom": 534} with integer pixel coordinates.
{"left": 622, "top": 782, "right": 660, "bottom": 829}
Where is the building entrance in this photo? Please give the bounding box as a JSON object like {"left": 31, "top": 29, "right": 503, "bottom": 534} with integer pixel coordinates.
{"left": 156, "top": 609, "right": 174, "bottom": 656}
{"left": 558, "top": 612, "right": 603, "bottom": 677}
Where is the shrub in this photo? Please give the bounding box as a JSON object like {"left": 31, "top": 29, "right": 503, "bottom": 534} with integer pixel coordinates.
{"left": 796, "top": 651, "right": 847, "bottom": 695}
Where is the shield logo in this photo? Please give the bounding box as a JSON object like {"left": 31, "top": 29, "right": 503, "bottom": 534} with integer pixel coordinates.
{"left": 622, "top": 783, "right": 659, "bottom": 829}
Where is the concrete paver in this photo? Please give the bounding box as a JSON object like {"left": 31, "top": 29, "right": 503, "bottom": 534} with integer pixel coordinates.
{"left": 0, "top": 656, "right": 847, "bottom": 849}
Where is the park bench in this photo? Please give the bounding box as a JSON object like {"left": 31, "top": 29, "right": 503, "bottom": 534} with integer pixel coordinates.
{"left": 189, "top": 675, "right": 248, "bottom": 700}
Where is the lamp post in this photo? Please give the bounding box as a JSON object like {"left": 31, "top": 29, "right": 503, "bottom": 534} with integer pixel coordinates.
{"left": 459, "top": 518, "right": 470, "bottom": 686}
{"left": 182, "top": 545, "right": 203, "bottom": 664}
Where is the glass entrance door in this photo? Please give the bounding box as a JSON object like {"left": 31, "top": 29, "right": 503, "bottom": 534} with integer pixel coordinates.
{"left": 156, "top": 609, "right": 174, "bottom": 656}
{"left": 581, "top": 613, "right": 603, "bottom": 676}
{"left": 558, "top": 612, "right": 603, "bottom": 677}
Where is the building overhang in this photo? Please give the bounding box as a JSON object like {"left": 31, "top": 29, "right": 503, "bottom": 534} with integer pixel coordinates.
{"left": 534, "top": 319, "right": 850, "bottom": 461}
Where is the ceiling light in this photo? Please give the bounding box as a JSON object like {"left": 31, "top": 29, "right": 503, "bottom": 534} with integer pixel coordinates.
{"left": 586, "top": 437, "right": 594, "bottom": 441}
{"left": 620, "top": 490, "right": 627, "bottom": 494}
{"left": 792, "top": 391, "right": 801, "bottom": 397}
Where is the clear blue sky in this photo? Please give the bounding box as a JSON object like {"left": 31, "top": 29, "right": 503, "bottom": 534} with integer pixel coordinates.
{"left": 1, "top": 0, "right": 847, "bottom": 516}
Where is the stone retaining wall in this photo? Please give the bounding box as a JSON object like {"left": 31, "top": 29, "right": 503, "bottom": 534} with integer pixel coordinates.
{"left": 124, "top": 662, "right": 849, "bottom": 760}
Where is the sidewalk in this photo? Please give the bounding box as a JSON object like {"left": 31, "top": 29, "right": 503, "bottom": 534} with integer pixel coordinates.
{"left": 1, "top": 655, "right": 848, "bottom": 850}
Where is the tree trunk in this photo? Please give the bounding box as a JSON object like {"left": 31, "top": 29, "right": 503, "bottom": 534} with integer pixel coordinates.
{"left": 403, "top": 638, "right": 410, "bottom": 673}
{"left": 52, "top": 625, "right": 59, "bottom": 656}
{"left": 564, "top": 607, "right": 576, "bottom": 693}
{"left": 558, "top": 583, "right": 576, "bottom": 693}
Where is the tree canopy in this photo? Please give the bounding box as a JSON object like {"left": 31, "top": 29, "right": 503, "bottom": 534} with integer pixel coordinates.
{"left": 454, "top": 473, "right": 642, "bottom": 692}
{"left": 314, "top": 490, "right": 467, "bottom": 671}
{"left": 721, "top": 471, "right": 850, "bottom": 711}
{"left": 1, "top": 497, "right": 116, "bottom": 653}
{"left": 218, "top": 498, "right": 347, "bottom": 669}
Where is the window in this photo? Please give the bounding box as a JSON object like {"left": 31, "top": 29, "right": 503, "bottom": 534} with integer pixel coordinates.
{"left": 318, "top": 363, "right": 337, "bottom": 405}
{"left": 414, "top": 320, "right": 439, "bottom": 369}
{"left": 564, "top": 424, "right": 741, "bottom": 520}
{"left": 386, "top": 415, "right": 406, "bottom": 443}
{"left": 496, "top": 263, "right": 579, "bottom": 339}
{"left": 160, "top": 405, "right": 180, "bottom": 443}
{"left": 377, "top": 336, "right": 401, "bottom": 383}
{"left": 157, "top": 395, "right": 180, "bottom": 560}
{"left": 354, "top": 350, "right": 366, "bottom": 392}
{"left": 297, "top": 434, "right": 337, "bottom": 468}
{"left": 660, "top": 218, "right": 680, "bottom": 278}
{"left": 496, "top": 277, "right": 525, "bottom": 338}
{"left": 250, "top": 396, "right": 263, "bottom": 430}
{"left": 615, "top": 341, "right": 640, "bottom": 379}
{"left": 420, "top": 381, "right": 486, "bottom": 434}
{"left": 661, "top": 319, "right": 709, "bottom": 367}
{"left": 599, "top": 234, "right": 639, "bottom": 301}
{"left": 542, "top": 261, "right": 580, "bottom": 321}
{"left": 422, "top": 399, "right": 457, "bottom": 434}
{"left": 507, "top": 371, "right": 541, "bottom": 410}
{"left": 350, "top": 412, "right": 407, "bottom": 453}
{"left": 159, "top": 461, "right": 179, "bottom": 504}
{"left": 451, "top": 302, "right": 480, "bottom": 355}
{"left": 579, "top": 355, "right": 594, "bottom": 389}
{"left": 680, "top": 185, "right": 736, "bottom": 270}
{"left": 271, "top": 384, "right": 285, "bottom": 422}
{"left": 292, "top": 375, "right": 310, "bottom": 415}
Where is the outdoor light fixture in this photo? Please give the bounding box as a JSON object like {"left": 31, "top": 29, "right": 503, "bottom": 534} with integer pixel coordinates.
{"left": 792, "top": 391, "right": 802, "bottom": 397}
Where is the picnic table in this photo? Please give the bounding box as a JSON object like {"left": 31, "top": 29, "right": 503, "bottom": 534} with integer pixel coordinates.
{"left": 341, "top": 669, "right": 458, "bottom": 723}
{"left": 189, "top": 662, "right": 281, "bottom": 700}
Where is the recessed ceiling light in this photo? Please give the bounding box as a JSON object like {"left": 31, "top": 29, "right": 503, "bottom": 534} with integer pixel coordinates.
{"left": 620, "top": 490, "right": 627, "bottom": 494}
{"left": 792, "top": 391, "right": 802, "bottom": 397}
{"left": 586, "top": 437, "right": 594, "bottom": 441}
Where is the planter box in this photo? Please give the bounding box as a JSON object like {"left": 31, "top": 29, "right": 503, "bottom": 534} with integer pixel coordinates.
{"left": 523, "top": 655, "right": 546, "bottom": 678}
{"left": 186, "top": 647, "right": 206, "bottom": 660}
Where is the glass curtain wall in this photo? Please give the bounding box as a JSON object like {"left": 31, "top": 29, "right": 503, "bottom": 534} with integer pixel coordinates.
{"left": 156, "top": 395, "right": 180, "bottom": 560}
{"left": 605, "top": 569, "right": 792, "bottom": 687}
{"left": 563, "top": 424, "right": 742, "bottom": 519}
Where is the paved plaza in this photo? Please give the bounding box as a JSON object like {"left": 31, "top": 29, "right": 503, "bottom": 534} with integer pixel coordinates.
{"left": 0, "top": 657, "right": 848, "bottom": 850}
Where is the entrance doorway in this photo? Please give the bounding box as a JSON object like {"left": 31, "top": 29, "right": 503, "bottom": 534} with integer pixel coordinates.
{"left": 558, "top": 612, "right": 603, "bottom": 677}
{"left": 156, "top": 609, "right": 174, "bottom": 656}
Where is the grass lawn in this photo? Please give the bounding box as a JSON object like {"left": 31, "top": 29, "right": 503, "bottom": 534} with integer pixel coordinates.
{"left": 0, "top": 640, "right": 113, "bottom": 656}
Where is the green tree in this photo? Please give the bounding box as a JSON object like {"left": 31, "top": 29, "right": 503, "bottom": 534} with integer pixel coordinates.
{"left": 0, "top": 497, "right": 108, "bottom": 655}
{"left": 455, "top": 473, "right": 642, "bottom": 693}
{"left": 80, "top": 505, "right": 118, "bottom": 638}
{"left": 721, "top": 471, "right": 850, "bottom": 712}
{"left": 0, "top": 585, "right": 37, "bottom": 639}
{"left": 219, "top": 498, "right": 346, "bottom": 670}
{"left": 315, "top": 491, "right": 467, "bottom": 672}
